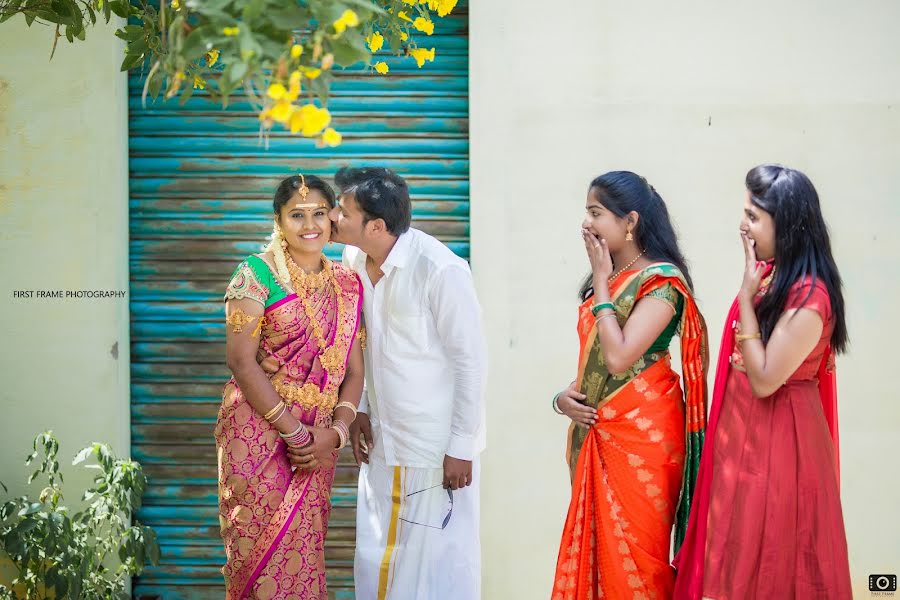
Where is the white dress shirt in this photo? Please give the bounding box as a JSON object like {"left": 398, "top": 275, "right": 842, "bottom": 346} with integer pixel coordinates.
{"left": 343, "top": 228, "right": 487, "bottom": 468}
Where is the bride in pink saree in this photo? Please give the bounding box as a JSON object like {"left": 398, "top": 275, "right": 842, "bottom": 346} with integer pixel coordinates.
{"left": 215, "top": 174, "right": 364, "bottom": 599}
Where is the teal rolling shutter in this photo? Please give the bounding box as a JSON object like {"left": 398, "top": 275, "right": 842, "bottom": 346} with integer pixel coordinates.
{"left": 129, "top": 10, "right": 468, "bottom": 599}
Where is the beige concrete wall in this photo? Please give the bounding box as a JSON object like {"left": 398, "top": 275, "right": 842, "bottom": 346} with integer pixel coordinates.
{"left": 471, "top": 1, "right": 900, "bottom": 597}
{"left": 0, "top": 19, "right": 129, "bottom": 503}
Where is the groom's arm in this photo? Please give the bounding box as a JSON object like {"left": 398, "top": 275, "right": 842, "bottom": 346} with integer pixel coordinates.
{"left": 342, "top": 245, "right": 369, "bottom": 414}
{"left": 428, "top": 264, "right": 487, "bottom": 463}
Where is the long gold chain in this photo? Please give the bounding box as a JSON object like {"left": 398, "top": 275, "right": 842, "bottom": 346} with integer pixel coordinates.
{"left": 284, "top": 254, "right": 345, "bottom": 376}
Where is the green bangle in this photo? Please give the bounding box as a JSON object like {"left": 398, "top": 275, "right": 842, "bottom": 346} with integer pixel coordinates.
{"left": 552, "top": 392, "right": 565, "bottom": 415}
{"left": 591, "top": 302, "right": 615, "bottom": 316}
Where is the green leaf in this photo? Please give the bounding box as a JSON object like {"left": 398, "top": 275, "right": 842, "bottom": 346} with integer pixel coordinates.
{"left": 238, "top": 28, "right": 263, "bottom": 61}
{"left": 224, "top": 60, "right": 248, "bottom": 85}
{"left": 178, "top": 80, "right": 195, "bottom": 105}
{"left": 330, "top": 37, "right": 371, "bottom": 67}
{"left": 266, "top": 2, "right": 308, "bottom": 26}
{"left": 121, "top": 52, "right": 145, "bottom": 71}
{"left": 115, "top": 24, "right": 144, "bottom": 42}
{"left": 241, "top": 0, "right": 266, "bottom": 23}
{"left": 127, "top": 38, "right": 149, "bottom": 56}
{"left": 147, "top": 71, "right": 164, "bottom": 100}
{"left": 0, "top": 0, "right": 25, "bottom": 23}
{"left": 18, "top": 502, "right": 44, "bottom": 517}
{"left": 109, "top": 0, "right": 130, "bottom": 18}
{"left": 181, "top": 24, "right": 216, "bottom": 62}
{"left": 72, "top": 446, "right": 93, "bottom": 466}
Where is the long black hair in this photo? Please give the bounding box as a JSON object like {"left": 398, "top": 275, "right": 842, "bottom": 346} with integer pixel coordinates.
{"left": 273, "top": 174, "right": 336, "bottom": 213}
{"left": 579, "top": 171, "right": 693, "bottom": 301}
{"left": 746, "top": 164, "right": 848, "bottom": 353}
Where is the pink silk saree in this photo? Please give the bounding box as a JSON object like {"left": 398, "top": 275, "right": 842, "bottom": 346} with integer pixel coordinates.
{"left": 215, "top": 259, "right": 362, "bottom": 600}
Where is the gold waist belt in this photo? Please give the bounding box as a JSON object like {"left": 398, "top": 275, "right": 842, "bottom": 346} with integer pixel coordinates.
{"left": 271, "top": 380, "right": 338, "bottom": 411}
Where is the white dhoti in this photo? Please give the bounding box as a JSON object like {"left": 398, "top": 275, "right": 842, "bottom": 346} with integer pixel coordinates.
{"left": 354, "top": 456, "right": 481, "bottom": 600}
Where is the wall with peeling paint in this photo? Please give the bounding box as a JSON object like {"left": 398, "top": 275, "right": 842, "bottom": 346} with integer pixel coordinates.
{"left": 0, "top": 18, "right": 129, "bottom": 505}
{"left": 471, "top": 1, "right": 900, "bottom": 597}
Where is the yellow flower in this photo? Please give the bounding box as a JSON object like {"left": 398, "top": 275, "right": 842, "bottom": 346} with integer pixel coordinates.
{"left": 171, "top": 0, "right": 180, "bottom": 9}
{"left": 367, "top": 31, "right": 384, "bottom": 53}
{"left": 287, "top": 71, "right": 301, "bottom": 101}
{"left": 397, "top": 11, "right": 413, "bottom": 22}
{"left": 333, "top": 9, "right": 359, "bottom": 34}
{"left": 205, "top": 48, "right": 219, "bottom": 66}
{"left": 374, "top": 61, "right": 389, "bottom": 74}
{"left": 193, "top": 76, "right": 206, "bottom": 90}
{"left": 301, "top": 66, "right": 322, "bottom": 80}
{"left": 288, "top": 104, "right": 332, "bottom": 136}
{"left": 270, "top": 100, "right": 295, "bottom": 124}
{"left": 289, "top": 110, "right": 305, "bottom": 134}
{"left": 400, "top": 31, "right": 409, "bottom": 41}
{"left": 290, "top": 44, "right": 303, "bottom": 59}
{"left": 222, "top": 26, "right": 240, "bottom": 36}
{"left": 427, "top": 0, "right": 457, "bottom": 17}
{"left": 267, "top": 82, "right": 287, "bottom": 101}
{"left": 409, "top": 47, "right": 435, "bottom": 68}
{"left": 413, "top": 17, "right": 434, "bottom": 35}
{"left": 321, "top": 127, "right": 342, "bottom": 146}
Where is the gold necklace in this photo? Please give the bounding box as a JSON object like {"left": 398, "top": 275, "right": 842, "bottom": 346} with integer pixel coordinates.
{"left": 285, "top": 254, "right": 331, "bottom": 294}
{"left": 608, "top": 251, "right": 644, "bottom": 284}
{"left": 284, "top": 254, "right": 346, "bottom": 377}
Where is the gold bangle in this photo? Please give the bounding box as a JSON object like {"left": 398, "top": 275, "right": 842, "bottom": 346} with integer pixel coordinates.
{"left": 335, "top": 400, "right": 358, "bottom": 417}
{"left": 263, "top": 401, "right": 286, "bottom": 421}
{"left": 269, "top": 404, "right": 288, "bottom": 425}
{"left": 735, "top": 332, "right": 761, "bottom": 342}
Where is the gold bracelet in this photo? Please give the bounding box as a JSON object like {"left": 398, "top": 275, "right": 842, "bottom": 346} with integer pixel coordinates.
{"left": 263, "top": 401, "right": 286, "bottom": 421}
{"left": 269, "top": 404, "right": 288, "bottom": 425}
{"left": 335, "top": 400, "right": 358, "bottom": 418}
{"left": 735, "top": 332, "right": 761, "bottom": 342}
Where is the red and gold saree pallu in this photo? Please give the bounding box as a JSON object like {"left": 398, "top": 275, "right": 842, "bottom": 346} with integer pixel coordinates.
{"left": 553, "top": 264, "right": 708, "bottom": 600}
{"left": 215, "top": 260, "right": 362, "bottom": 600}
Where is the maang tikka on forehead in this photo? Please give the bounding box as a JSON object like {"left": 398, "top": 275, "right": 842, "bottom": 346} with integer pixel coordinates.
{"left": 291, "top": 173, "right": 327, "bottom": 210}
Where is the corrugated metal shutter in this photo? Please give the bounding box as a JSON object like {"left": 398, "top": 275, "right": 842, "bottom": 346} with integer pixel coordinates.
{"left": 129, "top": 11, "right": 468, "bottom": 599}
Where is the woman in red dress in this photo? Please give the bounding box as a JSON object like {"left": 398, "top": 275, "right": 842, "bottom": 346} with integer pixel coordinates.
{"left": 673, "top": 164, "right": 851, "bottom": 599}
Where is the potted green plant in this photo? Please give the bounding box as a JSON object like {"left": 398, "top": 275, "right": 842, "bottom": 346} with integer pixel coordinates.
{"left": 0, "top": 431, "right": 159, "bottom": 599}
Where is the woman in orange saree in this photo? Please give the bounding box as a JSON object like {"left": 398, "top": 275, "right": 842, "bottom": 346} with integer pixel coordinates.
{"left": 552, "top": 172, "right": 708, "bottom": 600}
{"left": 216, "top": 174, "right": 364, "bottom": 599}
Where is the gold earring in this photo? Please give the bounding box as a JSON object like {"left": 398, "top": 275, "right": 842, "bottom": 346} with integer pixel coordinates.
{"left": 625, "top": 230, "right": 634, "bottom": 242}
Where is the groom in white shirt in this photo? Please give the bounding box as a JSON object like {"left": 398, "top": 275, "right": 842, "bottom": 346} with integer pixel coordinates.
{"left": 328, "top": 166, "right": 486, "bottom": 600}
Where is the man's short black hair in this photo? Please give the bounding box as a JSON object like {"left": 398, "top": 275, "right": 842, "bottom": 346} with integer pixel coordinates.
{"left": 334, "top": 166, "right": 412, "bottom": 236}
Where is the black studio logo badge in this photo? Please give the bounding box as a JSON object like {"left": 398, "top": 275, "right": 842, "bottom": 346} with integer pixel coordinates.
{"left": 870, "top": 574, "right": 898, "bottom": 594}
